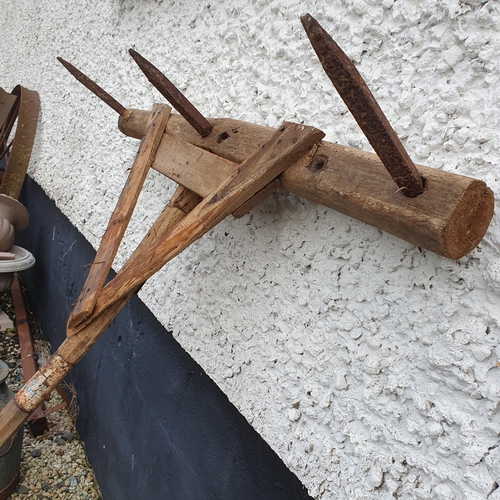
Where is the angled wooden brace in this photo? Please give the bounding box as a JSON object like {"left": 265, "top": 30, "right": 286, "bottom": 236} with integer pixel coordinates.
{"left": 68, "top": 103, "right": 172, "bottom": 328}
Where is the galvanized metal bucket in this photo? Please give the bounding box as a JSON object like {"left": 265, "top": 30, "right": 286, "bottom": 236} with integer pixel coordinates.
{"left": 0, "top": 360, "right": 23, "bottom": 499}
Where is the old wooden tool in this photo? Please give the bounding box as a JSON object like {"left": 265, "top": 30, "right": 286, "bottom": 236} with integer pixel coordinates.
{"left": 67, "top": 103, "right": 172, "bottom": 328}
{"left": 116, "top": 21, "right": 492, "bottom": 258}
{"left": 0, "top": 14, "right": 495, "bottom": 445}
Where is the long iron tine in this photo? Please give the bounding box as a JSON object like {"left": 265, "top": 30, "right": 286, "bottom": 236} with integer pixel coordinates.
{"left": 129, "top": 49, "right": 213, "bottom": 138}
{"left": 301, "top": 13, "right": 424, "bottom": 197}
{"left": 57, "top": 57, "right": 128, "bottom": 117}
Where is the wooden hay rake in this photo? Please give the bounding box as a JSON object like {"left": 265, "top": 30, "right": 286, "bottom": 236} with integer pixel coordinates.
{"left": 0, "top": 14, "right": 493, "bottom": 447}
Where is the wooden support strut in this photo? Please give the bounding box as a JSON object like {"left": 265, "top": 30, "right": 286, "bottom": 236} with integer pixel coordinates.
{"left": 119, "top": 110, "right": 494, "bottom": 260}
{"left": 65, "top": 122, "right": 324, "bottom": 338}
{"left": 68, "top": 103, "right": 172, "bottom": 329}
{"left": 0, "top": 185, "right": 201, "bottom": 446}
{"left": 0, "top": 121, "right": 323, "bottom": 448}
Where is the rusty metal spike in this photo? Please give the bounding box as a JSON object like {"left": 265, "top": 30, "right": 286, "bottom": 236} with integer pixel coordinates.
{"left": 129, "top": 49, "right": 213, "bottom": 138}
{"left": 301, "top": 13, "right": 424, "bottom": 198}
{"left": 57, "top": 57, "right": 128, "bottom": 117}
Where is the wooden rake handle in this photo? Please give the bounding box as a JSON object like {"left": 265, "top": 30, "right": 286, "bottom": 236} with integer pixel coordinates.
{"left": 0, "top": 185, "right": 201, "bottom": 446}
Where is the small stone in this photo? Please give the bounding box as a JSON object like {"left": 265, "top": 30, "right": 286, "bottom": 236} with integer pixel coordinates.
{"left": 41, "top": 482, "right": 49, "bottom": 491}
{"left": 61, "top": 432, "right": 75, "bottom": 442}
{"left": 54, "top": 437, "right": 65, "bottom": 446}
{"left": 17, "top": 485, "right": 29, "bottom": 495}
{"left": 31, "top": 449, "right": 42, "bottom": 458}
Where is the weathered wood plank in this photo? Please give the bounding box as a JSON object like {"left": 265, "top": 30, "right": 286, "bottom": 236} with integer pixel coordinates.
{"left": 152, "top": 134, "right": 235, "bottom": 197}
{"left": 232, "top": 178, "right": 281, "bottom": 219}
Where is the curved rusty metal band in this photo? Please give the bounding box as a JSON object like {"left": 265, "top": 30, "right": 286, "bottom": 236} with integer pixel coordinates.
{"left": 0, "top": 86, "right": 40, "bottom": 200}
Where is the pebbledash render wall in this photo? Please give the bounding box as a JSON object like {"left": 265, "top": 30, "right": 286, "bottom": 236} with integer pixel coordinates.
{"left": 2, "top": 0, "right": 500, "bottom": 498}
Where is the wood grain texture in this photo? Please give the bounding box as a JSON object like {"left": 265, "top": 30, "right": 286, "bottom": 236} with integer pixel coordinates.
{"left": 14, "top": 354, "right": 71, "bottom": 413}
{"left": 67, "top": 122, "right": 324, "bottom": 344}
{"left": 68, "top": 104, "right": 171, "bottom": 330}
{"left": 152, "top": 136, "right": 278, "bottom": 218}
{"left": 119, "top": 110, "right": 494, "bottom": 259}
{"left": 232, "top": 178, "right": 281, "bottom": 219}
{"left": 152, "top": 134, "right": 235, "bottom": 197}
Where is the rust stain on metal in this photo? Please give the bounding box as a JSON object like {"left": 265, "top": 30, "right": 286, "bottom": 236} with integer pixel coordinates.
{"left": 301, "top": 13, "right": 424, "bottom": 198}
{"left": 129, "top": 49, "right": 213, "bottom": 138}
{"left": 57, "top": 57, "right": 128, "bottom": 117}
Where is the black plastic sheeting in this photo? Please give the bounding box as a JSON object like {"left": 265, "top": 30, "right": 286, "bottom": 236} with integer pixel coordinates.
{"left": 17, "top": 177, "right": 313, "bottom": 500}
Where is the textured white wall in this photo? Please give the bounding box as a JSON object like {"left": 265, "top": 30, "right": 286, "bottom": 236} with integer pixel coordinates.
{"left": 2, "top": 0, "right": 500, "bottom": 498}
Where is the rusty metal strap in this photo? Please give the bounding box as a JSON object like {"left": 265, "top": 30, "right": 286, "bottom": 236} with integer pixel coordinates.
{"left": 0, "top": 88, "right": 18, "bottom": 139}
{"left": 0, "top": 85, "right": 40, "bottom": 199}
{"left": 27, "top": 401, "right": 67, "bottom": 420}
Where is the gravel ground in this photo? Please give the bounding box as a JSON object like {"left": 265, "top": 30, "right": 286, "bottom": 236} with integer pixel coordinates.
{"left": 0, "top": 280, "right": 101, "bottom": 499}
